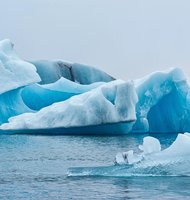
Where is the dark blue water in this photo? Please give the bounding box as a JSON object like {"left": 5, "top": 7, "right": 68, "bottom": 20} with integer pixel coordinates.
{"left": 0, "top": 133, "right": 190, "bottom": 199}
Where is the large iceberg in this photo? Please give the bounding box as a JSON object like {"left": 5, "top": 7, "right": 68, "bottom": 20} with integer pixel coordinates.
{"left": 0, "top": 39, "right": 190, "bottom": 134}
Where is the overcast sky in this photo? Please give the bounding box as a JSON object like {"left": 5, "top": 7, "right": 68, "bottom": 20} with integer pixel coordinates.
{"left": 0, "top": 0, "right": 190, "bottom": 80}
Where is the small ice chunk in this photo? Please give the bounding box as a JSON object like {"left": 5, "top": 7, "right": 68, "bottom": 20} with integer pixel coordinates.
{"left": 115, "top": 152, "right": 128, "bottom": 165}
{"left": 139, "top": 136, "right": 161, "bottom": 155}
{"left": 115, "top": 150, "right": 142, "bottom": 165}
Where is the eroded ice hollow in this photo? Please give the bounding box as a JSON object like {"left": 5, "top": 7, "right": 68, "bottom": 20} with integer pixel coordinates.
{"left": 0, "top": 38, "right": 190, "bottom": 134}
{"left": 133, "top": 67, "right": 190, "bottom": 133}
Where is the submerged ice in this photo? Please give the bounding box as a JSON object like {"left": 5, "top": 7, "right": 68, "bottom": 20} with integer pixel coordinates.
{"left": 68, "top": 133, "right": 190, "bottom": 177}
{"left": 0, "top": 39, "right": 190, "bottom": 134}
{"left": 115, "top": 133, "right": 190, "bottom": 166}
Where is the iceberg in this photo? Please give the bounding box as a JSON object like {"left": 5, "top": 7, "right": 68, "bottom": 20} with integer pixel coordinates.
{"left": 0, "top": 38, "right": 190, "bottom": 134}
{"left": 0, "top": 39, "right": 137, "bottom": 133}
{"left": 0, "top": 80, "right": 138, "bottom": 132}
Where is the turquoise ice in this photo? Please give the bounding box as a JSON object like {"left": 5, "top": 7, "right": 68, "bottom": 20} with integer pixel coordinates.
{"left": 0, "top": 39, "right": 190, "bottom": 134}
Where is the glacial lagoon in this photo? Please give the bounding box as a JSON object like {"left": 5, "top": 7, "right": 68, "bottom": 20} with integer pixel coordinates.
{"left": 1, "top": 133, "right": 190, "bottom": 200}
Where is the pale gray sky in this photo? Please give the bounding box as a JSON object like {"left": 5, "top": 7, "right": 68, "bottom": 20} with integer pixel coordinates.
{"left": 0, "top": 0, "right": 190, "bottom": 80}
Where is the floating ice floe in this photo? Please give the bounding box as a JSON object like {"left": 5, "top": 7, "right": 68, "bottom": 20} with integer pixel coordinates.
{"left": 68, "top": 133, "right": 190, "bottom": 177}
{"left": 115, "top": 136, "right": 161, "bottom": 165}
{"left": 115, "top": 133, "right": 190, "bottom": 165}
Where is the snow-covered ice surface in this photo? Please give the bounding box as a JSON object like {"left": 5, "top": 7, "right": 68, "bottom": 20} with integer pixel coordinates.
{"left": 1, "top": 80, "right": 137, "bottom": 131}
{"left": 68, "top": 133, "right": 190, "bottom": 177}
{"left": 0, "top": 39, "right": 40, "bottom": 94}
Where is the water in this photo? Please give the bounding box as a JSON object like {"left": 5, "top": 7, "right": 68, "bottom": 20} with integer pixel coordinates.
{"left": 0, "top": 133, "right": 190, "bottom": 199}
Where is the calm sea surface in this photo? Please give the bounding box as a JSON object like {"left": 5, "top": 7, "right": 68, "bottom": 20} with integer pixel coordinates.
{"left": 0, "top": 133, "right": 190, "bottom": 199}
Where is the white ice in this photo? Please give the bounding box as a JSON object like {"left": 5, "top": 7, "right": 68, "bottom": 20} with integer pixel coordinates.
{"left": 0, "top": 39, "right": 40, "bottom": 94}
{"left": 115, "top": 133, "right": 190, "bottom": 165}
{"left": 0, "top": 80, "right": 138, "bottom": 130}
